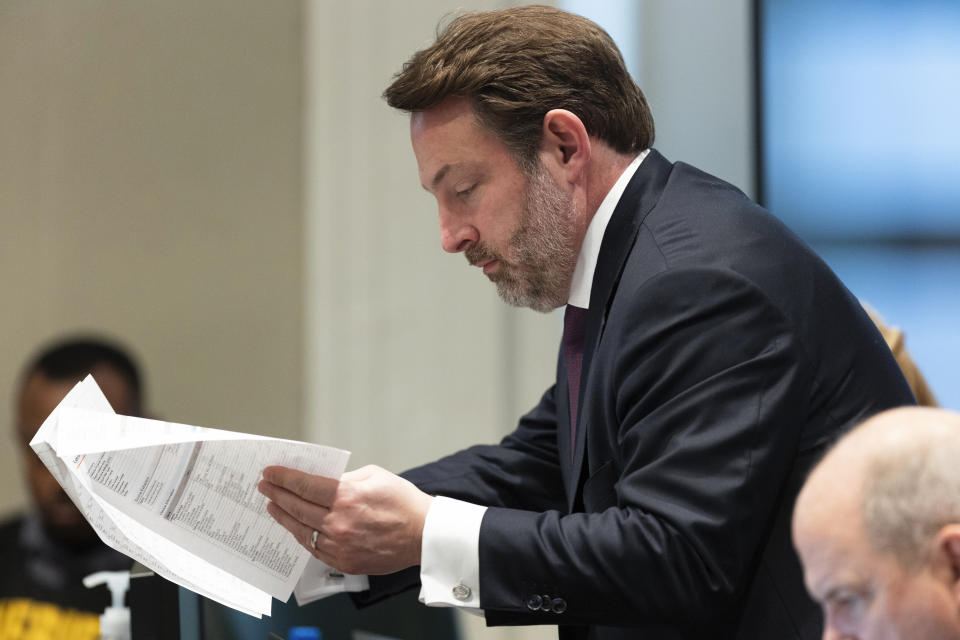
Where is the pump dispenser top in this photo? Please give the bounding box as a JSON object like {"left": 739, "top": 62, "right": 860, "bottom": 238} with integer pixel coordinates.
{"left": 83, "top": 570, "right": 131, "bottom": 640}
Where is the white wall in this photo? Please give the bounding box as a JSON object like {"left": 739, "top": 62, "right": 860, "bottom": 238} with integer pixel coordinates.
{"left": 562, "top": 0, "right": 755, "bottom": 197}
{"left": 635, "top": 0, "right": 755, "bottom": 197}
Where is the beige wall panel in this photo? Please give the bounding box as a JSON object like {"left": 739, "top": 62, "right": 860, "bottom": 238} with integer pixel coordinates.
{"left": 0, "top": 1, "right": 304, "bottom": 515}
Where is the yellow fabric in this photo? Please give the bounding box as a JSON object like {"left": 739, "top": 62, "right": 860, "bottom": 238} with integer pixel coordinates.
{"left": 0, "top": 599, "right": 99, "bottom": 640}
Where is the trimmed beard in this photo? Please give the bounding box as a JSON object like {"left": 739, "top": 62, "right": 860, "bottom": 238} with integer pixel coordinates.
{"left": 465, "top": 164, "right": 581, "bottom": 313}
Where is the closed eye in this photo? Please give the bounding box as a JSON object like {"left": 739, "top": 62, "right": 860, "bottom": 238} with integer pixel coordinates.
{"left": 823, "top": 588, "right": 869, "bottom": 632}
{"left": 456, "top": 185, "right": 476, "bottom": 199}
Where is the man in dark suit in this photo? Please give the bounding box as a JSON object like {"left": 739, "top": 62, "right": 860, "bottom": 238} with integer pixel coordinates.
{"left": 259, "top": 6, "right": 915, "bottom": 638}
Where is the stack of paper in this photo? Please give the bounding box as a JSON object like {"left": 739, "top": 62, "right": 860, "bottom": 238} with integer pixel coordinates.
{"left": 29, "top": 375, "right": 354, "bottom": 617}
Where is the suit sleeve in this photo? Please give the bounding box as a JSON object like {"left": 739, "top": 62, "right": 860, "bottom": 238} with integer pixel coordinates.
{"left": 401, "top": 383, "right": 568, "bottom": 514}
{"left": 478, "top": 267, "right": 815, "bottom": 630}
{"left": 355, "top": 382, "right": 569, "bottom": 605}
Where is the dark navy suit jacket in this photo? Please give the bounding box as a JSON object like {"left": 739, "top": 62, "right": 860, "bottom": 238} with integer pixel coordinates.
{"left": 360, "top": 150, "right": 915, "bottom": 639}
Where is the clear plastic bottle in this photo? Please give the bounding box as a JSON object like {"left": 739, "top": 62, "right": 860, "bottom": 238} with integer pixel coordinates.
{"left": 83, "top": 570, "right": 131, "bottom": 640}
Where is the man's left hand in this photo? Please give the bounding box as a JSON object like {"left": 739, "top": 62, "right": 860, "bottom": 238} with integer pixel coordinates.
{"left": 258, "top": 464, "right": 433, "bottom": 576}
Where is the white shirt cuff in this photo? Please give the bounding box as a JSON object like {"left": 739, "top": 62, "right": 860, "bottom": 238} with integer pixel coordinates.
{"left": 293, "top": 557, "right": 369, "bottom": 606}
{"left": 419, "top": 496, "right": 486, "bottom": 613}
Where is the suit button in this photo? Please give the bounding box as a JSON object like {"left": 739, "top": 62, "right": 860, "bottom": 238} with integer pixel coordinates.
{"left": 452, "top": 584, "right": 472, "bottom": 601}
{"left": 526, "top": 594, "right": 543, "bottom": 611}
{"left": 540, "top": 595, "right": 552, "bottom": 612}
{"left": 551, "top": 598, "right": 567, "bottom": 614}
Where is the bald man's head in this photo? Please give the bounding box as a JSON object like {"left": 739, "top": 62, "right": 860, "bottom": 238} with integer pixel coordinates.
{"left": 793, "top": 407, "right": 960, "bottom": 640}
{"left": 798, "top": 408, "right": 960, "bottom": 566}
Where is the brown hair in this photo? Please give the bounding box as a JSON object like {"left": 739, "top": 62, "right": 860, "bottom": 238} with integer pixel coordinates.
{"left": 384, "top": 5, "right": 654, "bottom": 171}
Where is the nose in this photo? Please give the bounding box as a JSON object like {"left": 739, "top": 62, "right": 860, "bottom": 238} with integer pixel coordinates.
{"left": 438, "top": 206, "right": 478, "bottom": 254}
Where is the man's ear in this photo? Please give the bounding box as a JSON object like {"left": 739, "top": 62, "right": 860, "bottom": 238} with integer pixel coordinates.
{"left": 936, "top": 525, "right": 960, "bottom": 604}
{"left": 540, "top": 109, "right": 591, "bottom": 185}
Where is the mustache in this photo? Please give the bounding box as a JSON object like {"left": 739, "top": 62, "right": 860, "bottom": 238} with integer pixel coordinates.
{"left": 465, "top": 243, "right": 502, "bottom": 267}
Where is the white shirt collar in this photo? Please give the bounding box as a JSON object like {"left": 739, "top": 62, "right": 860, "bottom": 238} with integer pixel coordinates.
{"left": 567, "top": 149, "right": 649, "bottom": 308}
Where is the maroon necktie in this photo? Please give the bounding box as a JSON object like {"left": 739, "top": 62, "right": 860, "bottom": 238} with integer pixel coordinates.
{"left": 562, "top": 304, "right": 588, "bottom": 456}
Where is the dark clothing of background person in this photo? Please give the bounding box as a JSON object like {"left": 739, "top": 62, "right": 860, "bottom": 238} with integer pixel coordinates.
{"left": 0, "top": 514, "right": 129, "bottom": 617}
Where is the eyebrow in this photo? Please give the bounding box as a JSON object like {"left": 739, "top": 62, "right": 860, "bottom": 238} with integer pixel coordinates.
{"left": 422, "top": 163, "right": 454, "bottom": 192}
{"left": 434, "top": 164, "right": 455, "bottom": 188}
{"left": 430, "top": 160, "right": 483, "bottom": 192}
{"left": 423, "top": 161, "right": 485, "bottom": 193}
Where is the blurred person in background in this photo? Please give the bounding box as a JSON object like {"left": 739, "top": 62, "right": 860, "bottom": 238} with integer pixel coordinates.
{"left": 864, "top": 305, "right": 937, "bottom": 407}
{"left": 794, "top": 407, "right": 960, "bottom": 640}
{"left": 0, "top": 337, "right": 142, "bottom": 638}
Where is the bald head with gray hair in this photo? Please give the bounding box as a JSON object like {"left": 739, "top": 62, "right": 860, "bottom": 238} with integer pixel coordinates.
{"left": 793, "top": 407, "right": 960, "bottom": 639}
{"left": 858, "top": 408, "right": 960, "bottom": 567}
{"left": 798, "top": 407, "right": 960, "bottom": 567}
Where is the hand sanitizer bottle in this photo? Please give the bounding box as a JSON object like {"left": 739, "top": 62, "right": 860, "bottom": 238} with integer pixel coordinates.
{"left": 83, "top": 570, "right": 131, "bottom": 640}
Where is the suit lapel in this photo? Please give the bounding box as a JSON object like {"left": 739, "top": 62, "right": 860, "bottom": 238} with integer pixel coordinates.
{"left": 565, "top": 149, "right": 674, "bottom": 510}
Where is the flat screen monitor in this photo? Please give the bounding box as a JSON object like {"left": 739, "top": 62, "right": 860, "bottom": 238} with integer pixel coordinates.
{"left": 756, "top": 0, "right": 960, "bottom": 242}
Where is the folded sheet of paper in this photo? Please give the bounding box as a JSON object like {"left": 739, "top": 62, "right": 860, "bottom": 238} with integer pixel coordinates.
{"left": 29, "top": 375, "right": 361, "bottom": 618}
